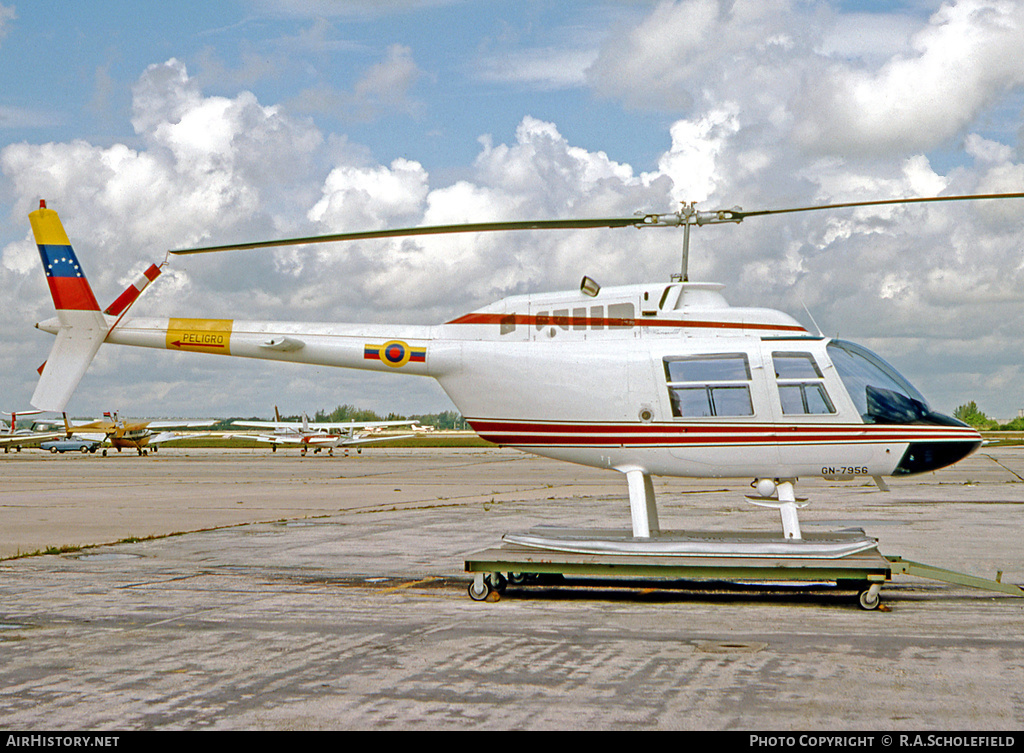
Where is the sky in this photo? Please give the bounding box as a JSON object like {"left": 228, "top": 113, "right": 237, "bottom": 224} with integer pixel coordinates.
{"left": 1, "top": 0, "right": 1023, "bottom": 421}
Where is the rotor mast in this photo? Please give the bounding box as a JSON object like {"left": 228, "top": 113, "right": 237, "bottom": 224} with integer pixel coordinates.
{"left": 664, "top": 202, "right": 746, "bottom": 282}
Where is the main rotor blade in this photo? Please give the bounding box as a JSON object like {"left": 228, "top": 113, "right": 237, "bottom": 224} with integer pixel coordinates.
{"left": 730, "top": 192, "right": 1024, "bottom": 221}
{"left": 168, "top": 191, "right": 1024, "bottom": 255}
{"left": 169, "top": 216, "right": 651, "bottom": 255}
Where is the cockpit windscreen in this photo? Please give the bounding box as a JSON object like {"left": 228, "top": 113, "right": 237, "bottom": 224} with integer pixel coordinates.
{"left": 826, "top": 340, "right": 930, "bottom": 423}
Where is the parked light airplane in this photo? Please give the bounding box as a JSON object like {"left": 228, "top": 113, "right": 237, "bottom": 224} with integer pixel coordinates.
{"left": 0, "top": 410, "right": 63, "bottom": 452}
{"left": 27, "top": 196, "right": 1017, "bottom": 543}
{"left": 230, "top": 407, "right": 417, "bottom": 455}
{"left": 61, "top": 411, "right": 215, "bottom": 455}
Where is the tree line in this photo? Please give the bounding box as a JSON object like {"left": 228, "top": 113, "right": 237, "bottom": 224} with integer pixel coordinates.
{"left": 310, "top": 405, "right": 467, "bottom": 430}
{"left": 953, "top": 402, "right": 1024, "bottom": 430}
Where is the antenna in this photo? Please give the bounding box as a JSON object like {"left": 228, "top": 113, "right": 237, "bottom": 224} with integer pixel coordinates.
{"left": 801, "top": 303, "right": 824, "bottom": 338}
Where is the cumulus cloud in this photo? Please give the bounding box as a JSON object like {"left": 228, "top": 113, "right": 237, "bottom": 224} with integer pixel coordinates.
{"left": 309, "top": 157, "right": 429, "bottom": 230}
{"left": 795, "top": 0, "right": 1024, "bottom": 155}
{"left": 2, "top": 59, "right": 325, "bottom": 316}
{"left": 587, "top": 0, "right": 801, "bottom": 111}
{"left": 587, "top": 0, "right": 1024, "bottom": 163}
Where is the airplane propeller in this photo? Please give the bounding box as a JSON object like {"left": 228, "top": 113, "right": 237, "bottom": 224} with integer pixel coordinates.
{"left": 170, "top": 191, "right": 1024, "bottom": 281}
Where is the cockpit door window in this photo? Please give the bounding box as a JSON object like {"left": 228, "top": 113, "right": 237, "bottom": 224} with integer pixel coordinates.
{"left": 772, "top": 352, "right": 836, "bottom": 415}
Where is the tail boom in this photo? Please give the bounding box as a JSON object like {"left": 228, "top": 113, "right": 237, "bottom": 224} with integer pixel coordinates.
{"left": 101, "top": 316, "right": 442, "bottom": 375}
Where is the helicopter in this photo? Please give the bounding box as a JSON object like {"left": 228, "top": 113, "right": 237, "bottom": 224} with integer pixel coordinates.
{"left": 26, "top": 193, "right": 1019, "bottom": 547}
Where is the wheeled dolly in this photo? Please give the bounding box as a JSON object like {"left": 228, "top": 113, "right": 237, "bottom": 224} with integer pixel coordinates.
{"left": 465, "top": 528, "right": 1022, "bottom": 610}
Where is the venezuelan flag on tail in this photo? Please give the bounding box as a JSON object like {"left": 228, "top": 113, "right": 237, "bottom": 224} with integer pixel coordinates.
{"left": 31, "top": 201, "right": 102, "bottom": 312}
{"left": 29, "top": 201, "right": 109, "bottom": 411}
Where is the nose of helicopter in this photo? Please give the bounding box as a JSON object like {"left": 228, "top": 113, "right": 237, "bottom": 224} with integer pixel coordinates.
{"left": 892, "top": 419, "right": 982, "bottom": 475}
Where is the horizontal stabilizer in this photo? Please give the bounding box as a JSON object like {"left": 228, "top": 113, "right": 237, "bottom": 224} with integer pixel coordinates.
{"left": 31, "top": 310, "right": 108, "bottom": 411}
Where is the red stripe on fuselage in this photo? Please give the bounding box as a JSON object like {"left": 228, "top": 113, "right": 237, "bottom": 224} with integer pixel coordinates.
{"left": 47, "top": 276, "right": 101, "bottom": 311}
{"left": 467, "top": 419, "right": 977, "bottom": 447}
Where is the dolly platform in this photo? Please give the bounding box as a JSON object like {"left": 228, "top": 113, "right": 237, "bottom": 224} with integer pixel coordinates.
{"left": 465, "top": 527, "right": 1023, "bottom": 610}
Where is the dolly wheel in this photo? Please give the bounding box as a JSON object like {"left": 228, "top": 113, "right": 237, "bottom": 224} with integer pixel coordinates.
{"left": 489, "top": 572, "right": 507, "bottom": 594}
{"left": 468, "top": 575, "right": 491, "bottom": 601}
{"left": 858, "top": 586, "right": 881, "bottom": 610}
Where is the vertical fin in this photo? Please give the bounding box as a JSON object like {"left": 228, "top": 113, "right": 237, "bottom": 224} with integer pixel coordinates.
{"left": 29, "top": 201, "right": 109, "bottom": 411}
{"left": 31, "top": 201, "right": 102, "bottom": 313}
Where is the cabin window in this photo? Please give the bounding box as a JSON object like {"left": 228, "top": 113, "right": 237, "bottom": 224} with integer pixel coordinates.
{"left": 533, "top": 303, "right": 634, "bottom": 331}
{"left": 772, "top": 352, "right": 835, "bottom": 415}
{"left": 664, "top": 354, "right": 753, "bottom": 418}
{"left": 778, "top": 384, "right": 834, "bottom": 415}
{"left": 607, "top": 302, "right": 634, "bottom": 329}
{"left": 573, "top": 307, "right": 587, "bottom": 331}
{"left": 500, "top": 314, "right": 516, "bottom": 335}
{"left": 772, "top": 352, "right": 822, "bottom": 379}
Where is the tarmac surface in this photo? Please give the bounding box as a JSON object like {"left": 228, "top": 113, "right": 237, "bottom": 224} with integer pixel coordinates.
{"left": 1, "top": 445, "right": 1023, "bottom": 730}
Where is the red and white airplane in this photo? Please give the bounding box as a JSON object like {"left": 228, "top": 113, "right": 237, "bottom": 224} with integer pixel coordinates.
{"left": 0, "top": 410, "right": 64, "bottom": 452}
{"left": 230, "top": 407, "right": 418, "bottom": 455}
{"left": 27, "top": 197, "right": 1005, "bottom": 543}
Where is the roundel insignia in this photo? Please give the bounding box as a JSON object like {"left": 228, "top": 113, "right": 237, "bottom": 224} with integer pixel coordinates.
{"left": 381, "top": 340, "right": 411, "bottom": 368}
{"left": 364, "top": 340, "right": 427, "bottom": 368}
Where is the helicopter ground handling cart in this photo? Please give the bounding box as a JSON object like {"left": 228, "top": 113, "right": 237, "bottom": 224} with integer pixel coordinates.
{"left": 464, "top": 526, "right": 1024, "bottom": 610}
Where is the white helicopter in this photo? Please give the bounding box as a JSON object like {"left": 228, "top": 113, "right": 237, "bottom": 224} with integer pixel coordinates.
{"left": 27, "top": 194, "right": 1018, "bottom": 546}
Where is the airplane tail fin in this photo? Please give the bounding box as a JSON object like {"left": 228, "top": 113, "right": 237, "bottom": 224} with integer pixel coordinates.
{"left": 3, "top": 410, "right": 43, "bottom": 436}
{"left": 30, "top": 201, "right": 109, "bottom": 411}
